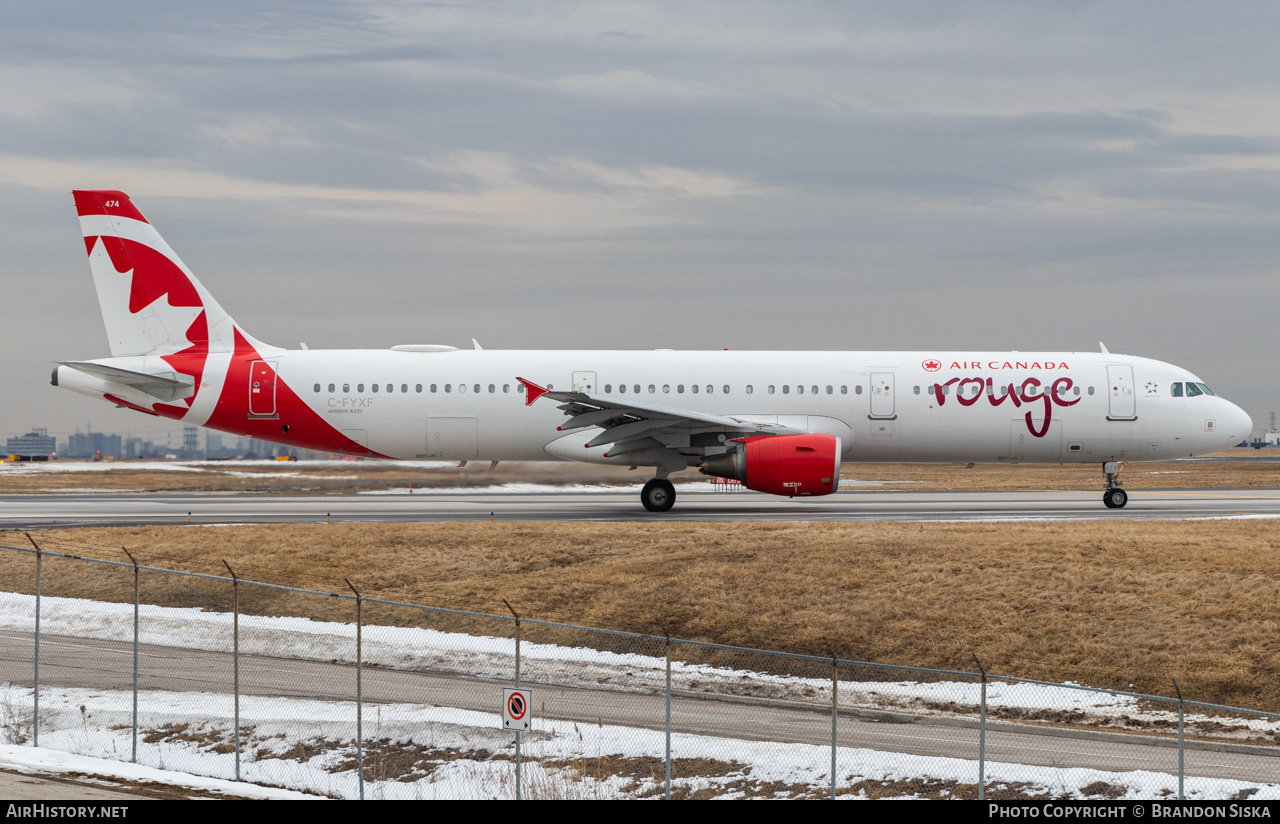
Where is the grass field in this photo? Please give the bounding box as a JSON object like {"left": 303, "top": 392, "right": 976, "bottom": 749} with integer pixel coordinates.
{"left": 1, "top": 449, "right": 1277, "bottom": 493}
{"left": 4, "top": 518, "right": 1279, "bottom": 711}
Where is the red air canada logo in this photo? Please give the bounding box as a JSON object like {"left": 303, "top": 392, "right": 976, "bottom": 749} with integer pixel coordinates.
{"left": 922, "top": 359, "right": 941, "bottom": 372}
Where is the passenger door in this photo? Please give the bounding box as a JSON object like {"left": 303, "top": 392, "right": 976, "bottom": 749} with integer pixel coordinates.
{"left": 248, "top": 360, "right": 278, "bottom": 418}
{"left": 1106, "top": 365, "right": 1137, "bottom": 421}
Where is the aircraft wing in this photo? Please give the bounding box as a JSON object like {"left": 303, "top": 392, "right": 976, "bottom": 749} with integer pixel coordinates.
{"left": 516, "top": 377, "right": 804, "bottom": 457}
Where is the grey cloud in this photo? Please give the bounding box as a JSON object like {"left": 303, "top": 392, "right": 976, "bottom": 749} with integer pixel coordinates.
{"left": 2, "top": 2, "right": 1278, "bottom": 437}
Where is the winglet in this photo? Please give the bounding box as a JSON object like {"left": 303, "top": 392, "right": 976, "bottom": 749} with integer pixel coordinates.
{"left": 1099, "top": 341, "right": 1110, "bottom": 354}
{"left": 516, "top": 377, "right": 550, "bottom": 407}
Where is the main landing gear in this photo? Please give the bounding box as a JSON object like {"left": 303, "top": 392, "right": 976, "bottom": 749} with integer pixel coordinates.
{"left": 641, "top": 478, "right": 676, "bottom": 512}
{"left": 1102, "top": 461, "right": 1128, "bottom": 509}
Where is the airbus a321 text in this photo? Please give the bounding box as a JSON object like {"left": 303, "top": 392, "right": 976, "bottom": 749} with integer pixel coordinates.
{"left": 53, "top": 191, "right": 1252, "bottom": 512}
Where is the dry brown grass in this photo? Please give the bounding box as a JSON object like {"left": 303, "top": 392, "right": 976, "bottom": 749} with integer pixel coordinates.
{"left": 2, "top": 449, "right": 1275, "bottom": 493}
{"left": 5, "top": 519, "right": 1280, "bottom": 709}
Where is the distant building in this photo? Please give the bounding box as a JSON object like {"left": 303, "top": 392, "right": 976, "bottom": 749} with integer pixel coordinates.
{"left": 66, "top": 431, "right": 123, "bottom": 459}
{"left": 206, "top": 433, "right": 224, "bottom": 458}
{"left": 7, "top": 429, "right": 56, "bottom": 457}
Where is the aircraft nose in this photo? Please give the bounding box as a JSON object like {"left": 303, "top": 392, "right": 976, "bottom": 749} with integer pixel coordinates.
{"left": 1223, "top": 401, "right": 1252, "bottom": 444}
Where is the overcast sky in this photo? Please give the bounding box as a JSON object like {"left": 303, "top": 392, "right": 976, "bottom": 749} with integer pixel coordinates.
{"left": 2, "top": 1, "right": 1277, "bottom": 442}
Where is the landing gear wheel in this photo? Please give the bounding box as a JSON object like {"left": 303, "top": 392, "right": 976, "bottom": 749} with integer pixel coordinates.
{"left": 1104, "top": 488, "right": 1128, "bottom": 509}
{"left": 641, "top": 479, "right": 676, "bottom": 512}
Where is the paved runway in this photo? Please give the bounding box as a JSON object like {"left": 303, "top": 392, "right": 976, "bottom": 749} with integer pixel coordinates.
{"left": 1, "top": 487, "right": 1279, "bottom": 529}
{"left": 5, "top": 631, "right": 1278, "bottom": 783}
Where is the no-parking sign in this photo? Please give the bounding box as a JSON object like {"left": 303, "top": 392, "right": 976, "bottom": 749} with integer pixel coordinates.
{"left": 503, "top": 687, "right": 531, "bottom": 731}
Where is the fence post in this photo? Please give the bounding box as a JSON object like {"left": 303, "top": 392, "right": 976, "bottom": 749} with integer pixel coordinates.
{"left": 223, "top": 561, "right": 241, "bottom": 782}
{"left": 503, "top": 599, "right": 522, "bottom": 801}
{"left": 824, "top": 637, "right": 838, "bottom": 800}
{"left": 973, "top": 654, "right": 987, "bottom": 801}
{"left": 123, "top": 548, "right": 140, "bottom": 763}
{"left": 346, "top": 579, "right": 364, "bottom": 801}
{"left": 1173, "top": 678, "right": 1184, "bottom": 800}
{"left": 665, "top": 631, "right": 672, "bottom": 801}
{"left": 26, "top": 534, "right": 41, "bottom": 748}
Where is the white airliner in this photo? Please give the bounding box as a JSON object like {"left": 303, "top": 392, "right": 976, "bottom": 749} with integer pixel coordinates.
{"left": 54, "top": 190, "right": 1252, "bottom": 512}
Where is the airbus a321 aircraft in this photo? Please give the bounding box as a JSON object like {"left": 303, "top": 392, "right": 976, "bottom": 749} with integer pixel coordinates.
{"left": 54, "top": 190, "right": 1253, "bottom": 512}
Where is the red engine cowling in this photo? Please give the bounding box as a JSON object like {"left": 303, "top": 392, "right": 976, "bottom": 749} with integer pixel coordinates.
{"left": 700, "top": 434, "right": 842, "bottom": 497}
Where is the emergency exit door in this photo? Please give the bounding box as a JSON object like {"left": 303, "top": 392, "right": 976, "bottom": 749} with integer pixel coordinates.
{"left": 249, "top": 360, "right": 278, "bottom": 418}
{"left": 573, "top": 371, "right": 597, "bottom": 394}
{"left": 869, "top": 372, "right": 896, "bottom": 419}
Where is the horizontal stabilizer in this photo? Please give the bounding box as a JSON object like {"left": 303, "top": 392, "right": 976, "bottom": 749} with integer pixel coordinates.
{"left": 59, "top": 361, "right": 195, "bottom": 402}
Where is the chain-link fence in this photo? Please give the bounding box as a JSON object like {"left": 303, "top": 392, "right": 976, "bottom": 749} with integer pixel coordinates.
{"left": 1, "top": 540, "right": 1277, "bottom": 800}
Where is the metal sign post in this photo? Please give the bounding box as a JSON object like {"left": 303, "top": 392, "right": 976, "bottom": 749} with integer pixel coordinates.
{"left": 502, "top": 687, "right": 531, "bottom": 799}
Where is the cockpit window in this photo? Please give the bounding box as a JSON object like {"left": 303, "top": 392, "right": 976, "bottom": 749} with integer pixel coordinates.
{"left": 1171, "top": 382, "right": 1183, "bottom": 397}
{"left": 1184, "top": 382, "right": 1203, "bottom": 397}
{"left": 1197, "top": 383, "right": 1215, "bottom": 396}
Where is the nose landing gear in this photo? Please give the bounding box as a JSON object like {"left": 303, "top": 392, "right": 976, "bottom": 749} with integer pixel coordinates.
{"left": 1102, "top": 461, "right": 1128, "bottom": 508}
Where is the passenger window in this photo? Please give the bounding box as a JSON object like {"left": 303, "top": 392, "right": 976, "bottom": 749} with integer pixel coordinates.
{"left": 386, "top": 384, "right": 393, "bottom": 392}
{"left": 358, "top": 384, "right": 365, "bottom": 392}
{"left": 1185, "top": 382, "right": 1203, "bottom": 397}
{"left": 678, "top": 385, "right": 685, "bottom": 393}
{"left": 928, "top": 385, "right": 935, "bottom": 395}
{"left": 811, "top": 385, "right": 818, "bottom": 395}
{"left": 746, "top": 385, "right": 753, "bottom": 394}
{"left": 605, "top": 384, "right": 612, "bottom": 393}
{"left": 855, "top": 385, "right": 862, "bottom": 395}
{"left": 343, "top": 384, "right": 350, "bottom": 393}
{"left": 474, "top": 384, "right": 480, "bottom": 393}
{"left": 518, "top": 384, "right": 525, "bottom": 393}
{"left": 1088, "top": 386, "right": 1094, "bottom": 395}
{"left": 313, "top": 383, "right": 320, "bottom": 393}
{"left": 840, "top": 386, "right": 847, "bottom": 394}
{"left": 692, "top": 384, "right": 699, "bottom": 394}
{"left": 826, "top": 385, "right": 833, "bottom": 395}
{"left": 663, "top": 384, "right": 670, "bottom": 393}
{"left": 503, "top": 384, "right": 510, "bottom": 393}
{"left": 1073, "top": 386, "right": 1079, "bottom": 396}
{"left": 783, "top": 385, "right": 790, "bottom": 394}
{"left": 416, "top": 384, "right": 423, "bottom": 393}
{"left": 619, "top": 384, "right": 626, "bottom": 393}
{"left": 796, "top": 385, "right": 804, "bottom": 394}
{"left": 328, "top": 383, "right": 335, "bottom": 393}
{"left": 768, "top": 385, "right": 775, "bottom": 394}
{"left": 445, "top": 384, "right": 452, "bottom": 393}
{"left": 429, "top": 384, "right": 436, "bottom": 393}
{"left": 706, "top": 385, "right": 713, "bottom": 394}
{"left": 649, "top": 385, "right": 656, "bottom": 393}
{"left": 913, "top": 386, "right": 920, "bottom": 395}
{"left": 372, "top": 384, "right": 379, "bottom": 393}
{"left": 547, "top": 384, "right": 554, "bottom": 390}
{"left": 723, "top": 385, "right": 730, "bottom": 394}
{"left": 401, "top": 384, "right": 408, "bottom": 393}
{"left": 489, "top": 384, "right": 495, "bottom": 393}
{"left": 635, "top": 385, "right": 641, "bottom": 394}
{"left": 459, "top": 384, "right": 467, "bottom": 393}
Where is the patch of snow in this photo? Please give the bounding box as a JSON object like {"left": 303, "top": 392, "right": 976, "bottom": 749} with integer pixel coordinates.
{"left": 0, "top": 742, "right": 317, "bottom": 799}
{"left": 2, "top": 684, "right": 1275, "bottom": 801}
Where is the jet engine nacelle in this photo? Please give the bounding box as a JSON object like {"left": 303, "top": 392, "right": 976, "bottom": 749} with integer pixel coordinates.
{"left": 700, "top": 433, "right": 842, "bottom": 497}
